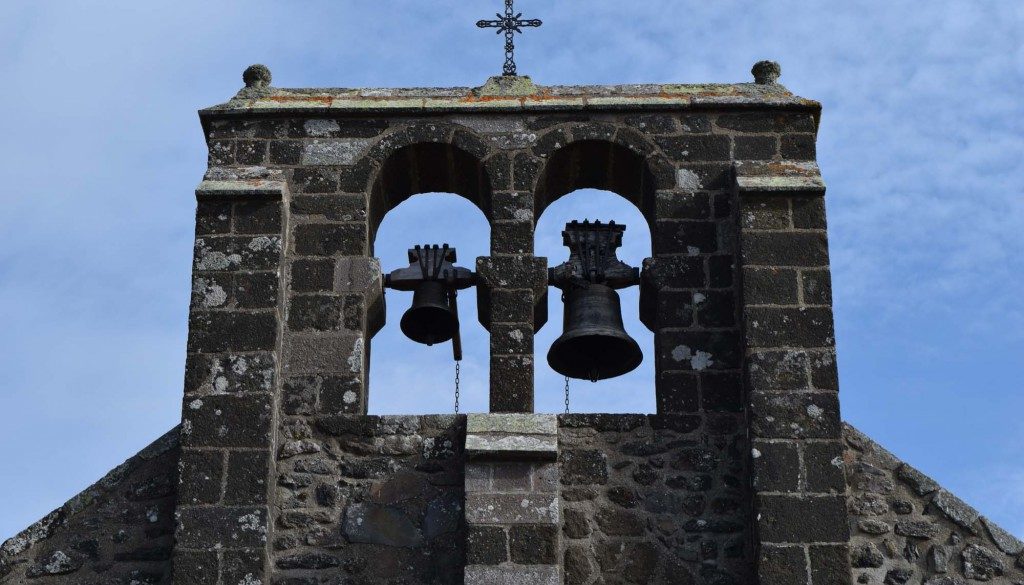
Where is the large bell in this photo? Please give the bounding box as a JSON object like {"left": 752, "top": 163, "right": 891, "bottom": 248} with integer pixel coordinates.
{"left": 548, "top": 283, "right": 643, "bottom": 381}
{"left": 400, "top": 280, "right": 458, "bottom": 346}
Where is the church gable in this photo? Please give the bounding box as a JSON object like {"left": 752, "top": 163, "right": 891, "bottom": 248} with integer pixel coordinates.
{"left": 0, "top": 429, "right": 179, "bottom": 584}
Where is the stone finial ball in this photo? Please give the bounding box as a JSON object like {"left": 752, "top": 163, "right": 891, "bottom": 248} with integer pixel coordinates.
{"left": 243, "top": 64, "right": 272, "bottom": 88}
{"left": 752, "top": 60, "right": 782, "bottom": 85}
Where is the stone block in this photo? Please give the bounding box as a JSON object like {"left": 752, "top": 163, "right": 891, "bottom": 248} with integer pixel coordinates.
{"left": 177, "top": 449, "right": 224, "bottom": 505}
{"left": 656, "top": 371, "right": 700, "bottom": 413}
{"left": 465, "top": 493, "right": 559, "bottom": 524}
{"left": 465, "top": 435, "right": 558, "bottom": 460}
{"left": 490, "top": 355, "right": 534, "bottom": 413}
{"left": 655, "top": 135, "right": 731, "bottom": 161}
{"left": 746, "top": 349, "right": 810, "bottom": 392}
{"left": 288, "top": 295, "right": 343, "bottom": 332}
{"left": 804, "top": 441, "right": 846, "bottom": 493}
{"left": 741, "top": 231, "right": 829, "bottom": 267}
{"left": 221, "top": 549, "right": 264, "bottom": 585}
{"left": 284, "top": 334, "right": 363, "bottom": 375}
{"left": 734, "top": 135, "right": 778, "bottom": 160}
{"left": 741, "top": 195, "right": 791, "bottom": 230}
{"left": 171, "top": 550, "right": 219, "bottom": 585}
{"left": 752, "top": 440, "right": 799, "bottom": 493}
{"left": 695, "top": 289, "right": 736, "bottom": 327}
{"left": 758, "top": 544, "right": 807, "bottom": 585}
{"left": 234, "top": 201, "right": 282, "bottom": 235}
{"left": 801, "top": 269, "right": 833, "bottom": 305}
{"left": 181, "top": 394, "right": 272, "bottom": 449}
{"left": 702, "top": 371, "right": 743, "bottom": 412}
{"left": 187, "top": 311, "right": 278, "bottom": 353}
{"left": 193, "top": 235, "right": 282, "bottom": 272}
{"left": 781, "top": 135, "right": 816, "bottom": 160}
{"left": 757, "top": 494, "right": 849, "bottom": 543}
{"left": 655, "top": 190, "right": 710, "bottom": 219}
{"left": 657, "top": 330, "right": 740, "bottom": 371}
{"left": 792, "top": 197, "right": 827, "bottom": 230}
{"left": 744, "top": 267, "right": 799, "bottom": 305}
{"left": 196, "top": 201, "right": 232, "bottom": 235}
{"left": 750, "top": 391, "right": 841, "bottom": 439}
{"left": 467, "top": 526, "right": 507, "bottom": 565}
{"left": 175, "top": 506, "right": 268, "bottom": 548}
{"left": 464, "top": 565, "right": 559, "bottom": 585}
{"left": 224, "top": 450, "right": 268, "bottom": 505}
{"left": 654, "top": 220, "right": 719, "bottom": 254}
{"left": 643, "top": 255, "right": 706, "bottom": 290}
{"left": 291, "top": 258, "right": 335, "bottom": 292}
{"left": 510, "top": 525, "right": 558, "bottom": 564}
{"left": 491, "top": 221, "right": 535, "bottom": 255}
{"left": 810, "top": 544, "right": 852, "bottom": 585}
{"left": 467, "top": 414, "right": 558, "bottom": 435}
{"left": 559, "top": 449, "right": 608, "bottom": 485}
{"left": 301, "top": 138, "right": 375, "bottom": 165}
{"left": 234, "top": 272, "right": 278, "bottom": 309}
{"left": 291, "top": 194, "right": 367, "bottom": 222}
{"left": 745, "top": 307, "right": 835, "bottom": 348}
{"left": 293, "top": 223, "right": 367, "bottom": 256}
{"left": 490, "top": 322, "right": 534, "bottom": 355}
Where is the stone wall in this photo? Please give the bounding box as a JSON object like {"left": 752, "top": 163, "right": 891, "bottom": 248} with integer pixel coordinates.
{"left": 0, "top": 429, "right": 179, "bottom": 584}
{"left": 271, "top": 415, "right": 466, "bottom": 585}
{"left": 844, "top": 424, "right": 1024, "bottom": 584}
{"left": 558, "top": 414, "right": 751, "bottom": 584}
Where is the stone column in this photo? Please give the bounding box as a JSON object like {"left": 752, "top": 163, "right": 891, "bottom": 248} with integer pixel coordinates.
{"left": 476, "top": 251, "right": 547, "bottom": 412}
{"left": 173, "top": 175, "right": 286, "bottom": 584}
{"left": 734, "top": 161, "right": 852, "bottom": 585}
{"left": 463, "top": 414, "right": 561, "bottom": 585}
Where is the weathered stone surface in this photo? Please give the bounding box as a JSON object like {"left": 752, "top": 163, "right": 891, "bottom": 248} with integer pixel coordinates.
{"left": 932, "top": 490, "right": 980, "bottom": 529}
{"left": 465, "top": 565, "right": 559, "bottom": 585}
{"left": 465, "top": 493, "right": 559, "bottom": 524}
{"left": 844, "top": 424, "right": 1024, "bottom": 584}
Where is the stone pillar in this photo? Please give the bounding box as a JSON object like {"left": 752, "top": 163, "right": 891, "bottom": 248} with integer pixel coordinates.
{"left": 173, "top": 175, "right": 286, "bottom": 584}
{"left": 463, "top": 414, "right": 560, "bottom": 585}
{"left": 734, "top": 161, "right": 852, "bottom": 585}
{"left": 476, "top": 255, "right": 547, "bottom": 413}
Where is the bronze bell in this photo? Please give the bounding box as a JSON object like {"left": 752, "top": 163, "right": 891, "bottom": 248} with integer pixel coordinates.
{"left": 383, "top": 244, "right": 476, "bottom": 359}
{"left": 400, "top": 280, "right": 458, "bottom": 346}
{"left": 547, "top": 220, "right": 644, "bottom": 381}
{"left": 548, "top": 283, "right": 643, "bottom": 381}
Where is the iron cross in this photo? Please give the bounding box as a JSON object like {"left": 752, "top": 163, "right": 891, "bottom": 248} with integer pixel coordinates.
{"left": 476, "top": 0, "right": 542, "bottom": 76}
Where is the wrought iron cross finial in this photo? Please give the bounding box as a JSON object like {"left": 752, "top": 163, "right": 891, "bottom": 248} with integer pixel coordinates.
{"left": 476, "top": 0, "right": 542, "bottom": 76}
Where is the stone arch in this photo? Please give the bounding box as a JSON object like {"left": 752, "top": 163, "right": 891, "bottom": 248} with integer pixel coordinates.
{"left": 366, "top": 126, "right": 493, "bottom": 248}
{"left": 533, "top": 136, "right": 671, "bottom": 229}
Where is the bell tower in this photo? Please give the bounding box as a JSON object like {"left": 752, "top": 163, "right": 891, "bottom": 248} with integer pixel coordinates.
{"left": 171, "top": 62, "right": 849, "bottom": 585}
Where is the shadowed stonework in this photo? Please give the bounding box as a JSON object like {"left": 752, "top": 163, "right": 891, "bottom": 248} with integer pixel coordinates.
{"left": 2, "top": 67, "right": 1020, "bottom": 585}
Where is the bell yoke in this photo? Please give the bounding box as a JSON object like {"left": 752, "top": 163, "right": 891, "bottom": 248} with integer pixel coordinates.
{"left": 381, "top": 220, "right": 644, "bottom": 382}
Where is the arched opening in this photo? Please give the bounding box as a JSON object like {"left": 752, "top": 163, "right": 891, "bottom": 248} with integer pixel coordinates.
{"left": 535, "top": 140, "right": 658, "bottom": 227}
{"left": 535, "top": 190, "right": 655, "bottom": 414}
{"left": 367, "top": 142, "right": 492, "bottom": 414}
{"left": 368, "top": 142, "right": 491, "bottom": 248}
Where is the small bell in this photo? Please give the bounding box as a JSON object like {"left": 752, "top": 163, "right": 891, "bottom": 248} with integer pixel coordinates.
{"left": 383, "top": 244, "right": 476, "bottom": 360}
{"left": 548, "top": 283, "right": 642, "bottom": 381}
{"left": 400, "top": 280, "right": 458, "bottom": 346}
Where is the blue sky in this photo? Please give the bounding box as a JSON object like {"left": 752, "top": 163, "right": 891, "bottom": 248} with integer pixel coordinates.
{"left": 1, "top": 1, "right": 1021, "bottom": 540}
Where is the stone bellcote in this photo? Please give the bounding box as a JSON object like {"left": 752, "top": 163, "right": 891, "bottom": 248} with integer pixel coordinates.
{"left": 168, "top": 67, "right": 845, "bottom": 584}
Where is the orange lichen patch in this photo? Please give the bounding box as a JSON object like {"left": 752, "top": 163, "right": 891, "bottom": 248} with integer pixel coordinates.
{"left": 267, "top": 95, "right": 334, "bottom": 105}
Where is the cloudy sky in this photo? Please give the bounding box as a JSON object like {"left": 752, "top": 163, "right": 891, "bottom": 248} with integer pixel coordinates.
{"left": 1, "top": 1, "right": 1021, "bottom": 540}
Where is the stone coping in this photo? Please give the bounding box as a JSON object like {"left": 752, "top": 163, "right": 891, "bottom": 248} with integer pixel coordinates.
{"left": 465, "top": 413, "right": 558, "bottom": 461}
{"left": 201, "top": 77, "right": 820, "bottom": 117}
{"left": 734, "top": 160, "right": 826, "bottom": 194}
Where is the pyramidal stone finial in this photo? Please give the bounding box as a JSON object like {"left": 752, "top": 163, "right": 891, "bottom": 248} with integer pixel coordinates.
{"left": 243, "top": 64, "right": 272, "bottom": 89}
{"left": 752, "top": 60, "right": 781, "bottom": 85}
